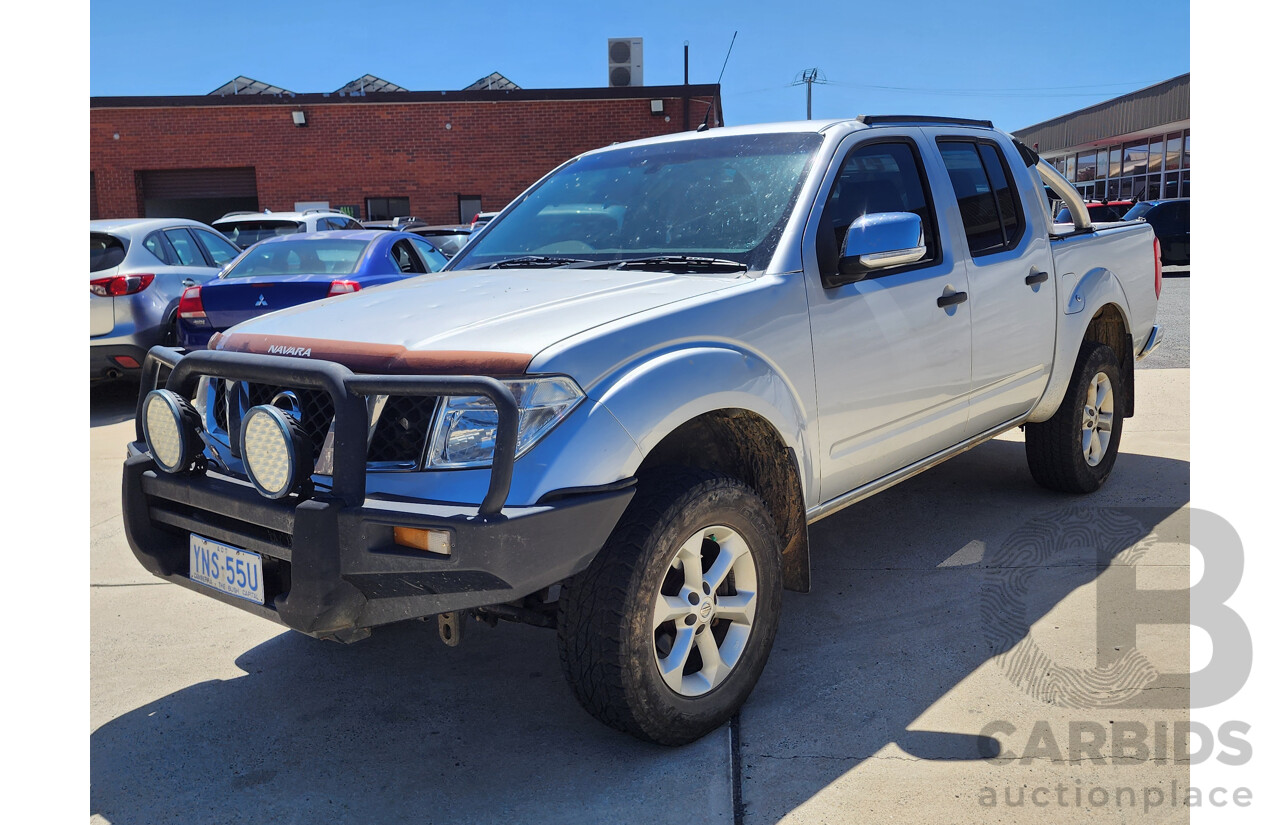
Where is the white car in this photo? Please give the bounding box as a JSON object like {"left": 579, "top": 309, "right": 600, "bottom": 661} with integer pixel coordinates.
{"left": 211, "top": 209, "right": 363, "bottom": 248}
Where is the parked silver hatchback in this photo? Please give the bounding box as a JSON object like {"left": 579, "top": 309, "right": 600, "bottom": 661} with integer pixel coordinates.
{"left": 90, "top": 218, "right": 241, "bottom": 381}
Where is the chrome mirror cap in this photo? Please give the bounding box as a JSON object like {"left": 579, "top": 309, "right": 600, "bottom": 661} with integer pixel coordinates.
{"left": 839, "top": 212, "right": 926, "bottom": 275}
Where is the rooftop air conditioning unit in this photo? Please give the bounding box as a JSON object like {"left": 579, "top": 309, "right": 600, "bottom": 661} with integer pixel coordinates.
{"left": 608, "top": 38, "right": 643, "bottom": 87}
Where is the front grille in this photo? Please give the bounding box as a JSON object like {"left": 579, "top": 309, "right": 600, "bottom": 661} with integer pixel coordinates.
{"left": 216, "top": 381, "right": 436, "bottom": 468}
{"left": 369, "top": 395, "right": 438, "bottom": 463}
{"left": 213, "top": 380, "right": 229, "bottom": 432}
{"left": 245, "top": 383, "right": 335, "bottom": 461}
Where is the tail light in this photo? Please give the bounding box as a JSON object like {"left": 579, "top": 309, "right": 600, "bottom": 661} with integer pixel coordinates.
{"left": 177, "top": 285, "right": 206, "bottom": 322}
{"left": 1153, "top": 238, "right": 1163, "bottom": 300}
{"left": 90, "top": 273, "right": 154, "bottom": 297}
{"left": 328, "top": 280, "right": 361, "bottom": 296}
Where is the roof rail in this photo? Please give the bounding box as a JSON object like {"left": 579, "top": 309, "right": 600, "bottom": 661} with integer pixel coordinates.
{"left": 302, "top": 208, "right": 337, "bottom": 215}
{"left": 217, "top": 211, "right": 258, "bottom": 220}
{"left": 857, "top": 114, "right": 995, "bottom": 128}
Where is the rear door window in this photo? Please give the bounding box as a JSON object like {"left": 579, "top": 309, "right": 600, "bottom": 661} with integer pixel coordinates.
{"left": 390, "top": 239, "right": 428, "bottom": 273}
{"left": 90, "top": 233, "right": 127, "bottom": 272}
{"left": 938, "top": 139, "right": 1025, "bottom": 256}
{"left": 164, "top": 228, "right": 209, "bottom": 266}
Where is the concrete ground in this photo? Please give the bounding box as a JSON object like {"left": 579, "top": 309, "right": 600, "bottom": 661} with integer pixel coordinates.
{"left": 91, "top": 364, "right": 1189, "bottom": 823}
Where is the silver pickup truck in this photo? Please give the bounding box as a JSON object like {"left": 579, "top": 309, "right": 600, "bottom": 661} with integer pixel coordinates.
{"left": 123, "top": 115, "right": 1163, "bottom": 745}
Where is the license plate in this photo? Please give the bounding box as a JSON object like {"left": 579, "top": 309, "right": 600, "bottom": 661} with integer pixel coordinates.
{"left": 189, "top": 534, "right": 265, "bottom": 605}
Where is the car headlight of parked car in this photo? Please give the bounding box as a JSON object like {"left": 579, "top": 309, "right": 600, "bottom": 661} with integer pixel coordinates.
{"left": 425, "top": 376, "right": 584, "bottom": 468}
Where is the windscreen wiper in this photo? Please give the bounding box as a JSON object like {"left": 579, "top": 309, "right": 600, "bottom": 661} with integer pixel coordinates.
{"left": 475, "top": 255, "right": 592, "bottom": 269}
{"left": 585, "top": 255, "right": 749, "bottom": 272}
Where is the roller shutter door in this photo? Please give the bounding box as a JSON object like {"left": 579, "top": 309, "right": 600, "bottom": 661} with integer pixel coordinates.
{"left": 139, "top": 168, "right": 258, "bottom": 200}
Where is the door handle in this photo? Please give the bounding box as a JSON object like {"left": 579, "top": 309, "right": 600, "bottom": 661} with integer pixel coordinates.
{"left": 937, "top": 291, "right": 968, "bottom": 308}
{"left": 181, "top": 278, "right": 197, "bottom": 287}
{"left": 1025, "top": 270, "right": 1049, "bottom": 285}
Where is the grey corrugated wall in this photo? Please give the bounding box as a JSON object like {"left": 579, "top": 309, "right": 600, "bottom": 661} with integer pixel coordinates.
{"left": 1013, "top": 74, "right": 1189, "bottom": 153}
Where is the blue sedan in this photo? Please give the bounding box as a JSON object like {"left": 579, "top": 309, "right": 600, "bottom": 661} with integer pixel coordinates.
{"left": 177, "top": 230, "right": 448, "bottom": 349}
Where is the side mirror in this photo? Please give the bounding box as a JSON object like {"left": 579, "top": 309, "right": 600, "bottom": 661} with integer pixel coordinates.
{"left": 831, "top": 212, "right": 926, "bottom": 285}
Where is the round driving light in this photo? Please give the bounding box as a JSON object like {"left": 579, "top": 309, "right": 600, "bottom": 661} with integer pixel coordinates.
{"left": 240, "top": 405, "right": 313, "bottom": 499}
{"left": 142, "top": 389, "right": 203, "bottom": 473}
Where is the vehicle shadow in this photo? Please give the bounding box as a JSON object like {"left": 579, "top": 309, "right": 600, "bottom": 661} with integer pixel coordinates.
{"left": 90, "top": 380, "right": 139, "bottom": 428}
{"left": 89, "top": 439, "right": 1189, "bottom": 824}
{"left": 90, "top": 610, "right": 729, "bottom": 824}
{"left": 739, "top": 437, "right": 1191, "bottom": 822}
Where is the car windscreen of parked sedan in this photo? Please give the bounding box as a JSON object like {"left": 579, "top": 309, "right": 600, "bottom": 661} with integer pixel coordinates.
{"left": 224, "top": 238, "right": 369, "bottom": 277}
{"left": 177, "top": 231, "right": 448, "bottom": 349}
{"left": 212, "top": 219, "right": 303, "bottom": 247}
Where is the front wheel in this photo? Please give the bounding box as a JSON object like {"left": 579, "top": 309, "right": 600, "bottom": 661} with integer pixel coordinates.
{"left": 557, "top": 469, "right": 782, "bottom": 745}
{"left": 1025, "top": 341, "right": 1125, "bottom": 493}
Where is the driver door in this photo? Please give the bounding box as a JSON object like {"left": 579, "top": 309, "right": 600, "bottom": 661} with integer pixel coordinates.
{"left": 804, "top": 132, "right": 974, "bottom": 502}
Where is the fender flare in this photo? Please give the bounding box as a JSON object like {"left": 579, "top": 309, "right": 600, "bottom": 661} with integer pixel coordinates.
{"left": 591, "top": 344, "right": 816, "bottom": 506}
{"left": 1027, "top": 267, "right": 1132, "bottom": 423}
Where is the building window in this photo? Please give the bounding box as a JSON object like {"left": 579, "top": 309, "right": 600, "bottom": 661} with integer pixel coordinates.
{"left": 1076, "top": 151, "right": 1097, "bottom": 182}
{"left": 459, "top": 195, "right": 483, "bottom": 224}
{"left": 366, "top": 197, "right": 410, "bottom": 221}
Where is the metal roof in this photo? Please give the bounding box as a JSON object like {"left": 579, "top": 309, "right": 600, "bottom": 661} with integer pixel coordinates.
{"left": 334, "top": 74, "right": 407, "bottom": 95}
{"left": 208, "top": 76, "right": 294, "bottom": 96}
{"left": 1012, "top": 74, "right": 1189, "bottom": 154}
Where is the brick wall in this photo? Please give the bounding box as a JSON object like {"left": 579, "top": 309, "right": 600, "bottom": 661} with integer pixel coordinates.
{"left": 90, "top": 92, "right": 720, "bottom": 223}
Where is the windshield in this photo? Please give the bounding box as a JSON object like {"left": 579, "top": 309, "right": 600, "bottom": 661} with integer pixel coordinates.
{"left": 214, "top": 220, "right": 304, "bottom": 247}
{"left": 1123, "top": 202, "right": 1155, "bottom": 220}
{"left": 417, "top": 231, "right": 470, "bottom": 256}
{"left": 223, "top": 239, "right": 369, "bottom": 278}
{"left": 450, "top": 132, "right": 823, "bottom": 271}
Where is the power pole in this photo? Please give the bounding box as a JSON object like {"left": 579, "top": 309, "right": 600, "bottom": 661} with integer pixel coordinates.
{"left": 791, "top": 68, "right": 827, "bottom": 119}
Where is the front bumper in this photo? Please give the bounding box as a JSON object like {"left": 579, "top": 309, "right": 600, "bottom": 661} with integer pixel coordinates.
{"left": 122, "top": 346, "right": 635, "bottom": 637}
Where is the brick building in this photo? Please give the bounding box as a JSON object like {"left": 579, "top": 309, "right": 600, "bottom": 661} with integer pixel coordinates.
{"left": 90, "top": 82, "right": 723, "bottom": 225}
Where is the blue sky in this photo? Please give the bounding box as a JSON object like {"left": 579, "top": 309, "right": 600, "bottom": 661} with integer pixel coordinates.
{"left": 91, "top": 0, "right": 1189, "bottom": 133}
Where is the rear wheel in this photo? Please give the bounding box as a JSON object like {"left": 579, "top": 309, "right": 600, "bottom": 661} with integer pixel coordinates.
{"left": 557, "top": 469, "right": 782, "bottom": 745}
{"left": 1025, "top": 341, "right": 1124, "bottom": 493}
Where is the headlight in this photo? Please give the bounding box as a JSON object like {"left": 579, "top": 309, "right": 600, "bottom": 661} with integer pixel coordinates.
{"left": 240, "top": 405, "right": 314, "bottom": 499}
{"left": 142, "top": 389, "right": 203, "bottom": 473}
{"left": 425, "top": 376, "right": 584, "bottom": 468}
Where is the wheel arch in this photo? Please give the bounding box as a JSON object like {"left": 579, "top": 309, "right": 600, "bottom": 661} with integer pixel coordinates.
{"left": 635, "top": 408, "right": 810, "bottom": 593}
{"left": 1028, "top": 267, "right": 1135, "bottom": 422}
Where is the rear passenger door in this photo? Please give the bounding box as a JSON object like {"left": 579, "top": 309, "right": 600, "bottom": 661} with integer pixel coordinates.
{"left": 927, "top": 131, "right": 1057, "bottom": 436}
{"left": 804, "top": 131, "right": 974, "bottom": 500}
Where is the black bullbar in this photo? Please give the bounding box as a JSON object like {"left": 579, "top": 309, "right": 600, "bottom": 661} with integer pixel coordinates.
{"left": 122, "top": 346, "right": 636, "bottom": 639}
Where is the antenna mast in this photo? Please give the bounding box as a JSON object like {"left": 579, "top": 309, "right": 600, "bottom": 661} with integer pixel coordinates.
{"left": 792, "top": 68, "right": 827, "bottom": 119}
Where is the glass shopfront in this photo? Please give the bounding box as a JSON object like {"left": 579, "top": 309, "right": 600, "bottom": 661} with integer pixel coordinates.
{"left": 1047, "top": 128, "right": 1189, "bottom": 202}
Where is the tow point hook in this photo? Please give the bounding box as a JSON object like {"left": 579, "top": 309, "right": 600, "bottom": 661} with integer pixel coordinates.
{"left": 437, "top": 612, "right": 465, "bottom": 646}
